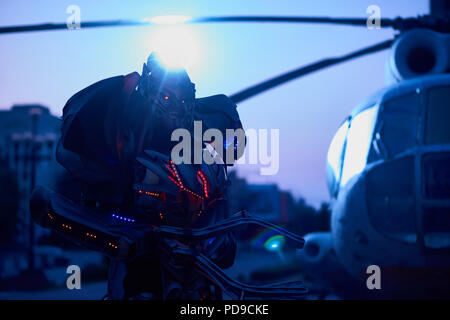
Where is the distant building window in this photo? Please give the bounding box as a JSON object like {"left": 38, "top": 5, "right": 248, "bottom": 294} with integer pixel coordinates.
{"left": 341, "top": 106, "right": 378, "bottom": 186}
{"left": 425, "top": 86, "right": 450, "bottom": 145}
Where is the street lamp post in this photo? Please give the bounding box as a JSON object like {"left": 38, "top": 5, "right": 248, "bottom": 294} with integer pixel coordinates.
{"left": 27, "top": 107, "right": 42, "bottom": 271}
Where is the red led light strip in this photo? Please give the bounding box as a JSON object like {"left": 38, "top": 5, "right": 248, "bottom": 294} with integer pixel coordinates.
{"left": 197, "top": 170, "right": 209, "bottom": 199}
{"left": 167, "top": 160, "right": 204, "bottom": 200}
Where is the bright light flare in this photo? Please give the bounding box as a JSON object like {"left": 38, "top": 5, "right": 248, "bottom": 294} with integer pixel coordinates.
{"left": 147, "top": 25, "right": 202, "bottom": 71}
{"left": 148, "top": 15, "right": 192, "bottom": 25}
{"left": 264, "top": 235, "right": 286, "bottom": 252}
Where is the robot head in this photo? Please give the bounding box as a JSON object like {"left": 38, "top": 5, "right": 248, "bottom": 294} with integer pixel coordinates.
{"left": 139, "top": 52, "right": 196, "bottom": 130}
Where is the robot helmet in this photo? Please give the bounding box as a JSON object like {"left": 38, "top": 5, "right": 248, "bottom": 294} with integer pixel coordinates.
{"left": 138, "top": 52, "right": 196, "bottom": 130}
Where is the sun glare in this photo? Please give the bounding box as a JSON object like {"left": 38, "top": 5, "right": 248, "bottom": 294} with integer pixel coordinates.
{"left": 147, "top": 25, "right": 202, "bottom": 72}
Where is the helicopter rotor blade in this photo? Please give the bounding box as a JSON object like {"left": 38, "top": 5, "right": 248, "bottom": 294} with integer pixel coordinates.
{"left": 230, "top": 38, "right": 394, "bottom": 104}
{"left": 0, "top": 20, "right": 142, "bottom": 35}
{"left": 0, "top": 16, "right": 397, "bottom": 35}
{"left": 190, "top": 16, "right": 396, "bottom": 26}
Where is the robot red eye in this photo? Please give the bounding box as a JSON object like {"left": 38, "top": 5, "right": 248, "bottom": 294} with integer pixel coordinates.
{"left": 164, "top": 95, "right": 169, "bottom": 100}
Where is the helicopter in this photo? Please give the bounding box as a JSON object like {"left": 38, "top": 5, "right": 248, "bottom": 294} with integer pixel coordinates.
{"left": 2, "top": 0, "right": 450, "bottom": 299}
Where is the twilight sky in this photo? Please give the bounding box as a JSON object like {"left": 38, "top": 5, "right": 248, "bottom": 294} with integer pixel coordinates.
{"left": 0, "top": 0, "right": 428, "bottom": 207}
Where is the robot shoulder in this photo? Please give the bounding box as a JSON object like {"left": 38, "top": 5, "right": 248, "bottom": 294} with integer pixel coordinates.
{"left": 62, "top": 72, "right": 139, "bottom": 119}
{"left": 194, "top": 94, "right": 242, "bottom": 131}
{"left": 59, "top": 72, "right": 140, "bottom": 171}
{"left": 194, "top": 94, "right": 245, "bottom": 165}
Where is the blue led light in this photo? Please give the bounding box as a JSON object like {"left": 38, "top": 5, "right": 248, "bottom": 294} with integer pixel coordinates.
{"left": 112, "top": 213, "right": 135, "bottom": 223}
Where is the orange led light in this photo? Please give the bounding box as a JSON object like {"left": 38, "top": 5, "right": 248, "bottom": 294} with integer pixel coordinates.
{"left": 144, "top": 191, "right": 160, "bottom": 197}
{"left": 108, "top": 242, "right": 118, "bottom": 249}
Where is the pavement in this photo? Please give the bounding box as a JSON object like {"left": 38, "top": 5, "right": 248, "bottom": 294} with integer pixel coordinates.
{"left": 0, "top": 247, "right": 300, "bottom": 300}
{"left": 0, "top": 281, "right": 108, "bottom": 300}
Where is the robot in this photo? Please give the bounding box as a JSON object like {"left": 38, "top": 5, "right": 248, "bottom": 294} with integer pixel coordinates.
{"left": 30, "top": 53, "right": 306, "bottom": 299}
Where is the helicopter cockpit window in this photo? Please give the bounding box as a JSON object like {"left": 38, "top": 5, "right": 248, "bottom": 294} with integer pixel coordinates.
{"left": 425, "top": 86, "right": 450, "bottom": 145}
{"left": 326, "top": 120, "right": 349, "bottom": 197}
{"left": 369, "top": 92, "right": 420, "bottom": 161}
{"left": 340, "top": 106, "right": 378, "bottom": 186}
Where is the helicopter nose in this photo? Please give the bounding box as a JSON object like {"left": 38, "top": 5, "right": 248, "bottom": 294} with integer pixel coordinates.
{"left": 364, "top": 152, "right": 450, "bottom": 250}
{"left": 422, "top": 152, "right": 450, "bottom": 199}
{"left": 365, "top": 156, "right": 416, "bottom": 244}
{"left": 421, "top": 152, "right": 450, "bottom": 248}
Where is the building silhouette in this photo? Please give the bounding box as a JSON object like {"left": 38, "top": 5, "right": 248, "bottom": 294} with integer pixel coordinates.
{"left": 0, "top": 104, "right": 62, "bottom": 244}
